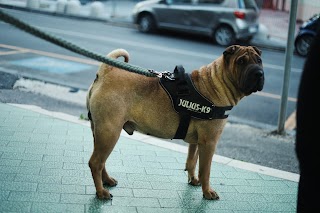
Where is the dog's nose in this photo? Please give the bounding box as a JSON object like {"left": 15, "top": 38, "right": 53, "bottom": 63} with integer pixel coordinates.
{"left": 256, "top": 69, "right": 264, "bottom": 91}
{"left": 255, "top": 69, "right": 264, "bottom": 78}
{"left": 255, "top": 69, "right": 264, "bottom": 82}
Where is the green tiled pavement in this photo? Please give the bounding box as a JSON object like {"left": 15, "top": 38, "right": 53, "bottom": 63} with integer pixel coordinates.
{"left": 0, "top": 103, "right": 298, "bottom": 212}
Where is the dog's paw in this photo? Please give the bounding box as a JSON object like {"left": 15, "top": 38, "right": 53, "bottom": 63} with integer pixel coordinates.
{"left": 203, "top": 189, "right": 219, "bottom": 200}
{"left": 188, "top": 176, "right": 201, "bottom": 186}
{"left": 103, "top": 177, "right": 118, "bottom": 187}
{"left": 96, "top": 189, "right": 113, "bottom": 200}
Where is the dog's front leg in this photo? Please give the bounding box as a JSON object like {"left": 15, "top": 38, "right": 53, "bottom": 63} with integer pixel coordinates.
{"left": 198, "top": 141, "right": 219, "bottom": 200}
{"left": 102, "top": 167, "right": 118, "bottom": 186}
{"left": 185, "top": 144, "right": 200, "bottom": 186}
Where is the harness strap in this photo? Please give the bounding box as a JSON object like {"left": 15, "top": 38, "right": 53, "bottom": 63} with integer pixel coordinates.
{"left": 160, "top": 65, "right": 234, "bottom": 140}
{"left": 174, "top": 112, "right": 191, "bottom": 139}
{"left": 172, "top": 66, "right": 190, "bottom": 139}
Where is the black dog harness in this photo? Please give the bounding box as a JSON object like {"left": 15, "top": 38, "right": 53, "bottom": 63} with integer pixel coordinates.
{"left": 159, "top": 65, "right": 233, "bottom": 139}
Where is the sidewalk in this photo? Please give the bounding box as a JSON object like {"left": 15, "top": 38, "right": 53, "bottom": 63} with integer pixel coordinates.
{"left": 0, "top": 103, "right": 298, "bottom": 212}
{"left": 0, "top": 0, "right": 298, "bottom": 51}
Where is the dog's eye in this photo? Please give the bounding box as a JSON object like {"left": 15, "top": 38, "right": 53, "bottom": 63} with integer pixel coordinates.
{"left": 238, "top": 58, "right": 244, "bottom": 65}
{"left": 257, "top": 58, "right": 262, "bottom": 63}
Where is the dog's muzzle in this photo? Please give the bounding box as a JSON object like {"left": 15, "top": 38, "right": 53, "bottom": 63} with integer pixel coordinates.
{"left": 242, "top": 64, "right": 264, "bottom": 95}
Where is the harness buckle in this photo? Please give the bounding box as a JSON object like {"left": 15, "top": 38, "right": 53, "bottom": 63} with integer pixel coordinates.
{"left": 148, "top": 69, "right": 174, "bottom": 80}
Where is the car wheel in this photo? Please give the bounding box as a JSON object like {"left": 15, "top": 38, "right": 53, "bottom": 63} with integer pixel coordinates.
{"left": 214, "top": 25, "right": 235, "bottom": 46}
{"left": 295, "top": 35, "right": 314, "bottom": 57}
{"left": 137, "top": 14, "right": 156, "bottom": 33}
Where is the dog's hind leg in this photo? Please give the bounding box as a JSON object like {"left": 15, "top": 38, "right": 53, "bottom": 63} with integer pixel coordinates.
{"left": 185, "top": 144, "right": 201, "bottom": 186}
{"left": 89, "top": 128, "right": 120, "bottom": 200}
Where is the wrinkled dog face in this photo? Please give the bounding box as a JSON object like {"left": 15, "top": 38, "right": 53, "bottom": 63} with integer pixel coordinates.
{"left": 223, "top": 45, "right": 264, "bottom": 96}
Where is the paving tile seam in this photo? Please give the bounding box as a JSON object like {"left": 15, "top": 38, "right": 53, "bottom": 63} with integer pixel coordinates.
{"left": 8, "top": 103, "right": 300, "bottom": 183}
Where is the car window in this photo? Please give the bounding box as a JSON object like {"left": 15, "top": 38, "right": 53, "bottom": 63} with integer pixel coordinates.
{"left": 198, "top": 0, "right": 224, "bottom": 3}
{"left": 196, "top": 0, "right": 227, "bottom": 7}
{"left": 240, "top": 0, "right": 258, "bottom": 10}
{"left": 170, "top": 0, "right": 193, "bottom": 4}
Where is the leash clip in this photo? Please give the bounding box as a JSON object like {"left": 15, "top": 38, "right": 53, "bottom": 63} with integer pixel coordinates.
{"left": 148, "top": 69, "right": 174, "bottom": 80}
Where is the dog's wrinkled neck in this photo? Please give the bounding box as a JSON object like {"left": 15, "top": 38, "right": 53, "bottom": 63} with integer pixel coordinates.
{"left": 191, "top": 59, "right": 243, "bottom": 107}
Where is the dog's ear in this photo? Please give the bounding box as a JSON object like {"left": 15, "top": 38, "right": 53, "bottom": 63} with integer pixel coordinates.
{"left": 223, "top": 45, "right": 239, "bottom": 56}
{"left": 252, "top": 46, "right": 262, "bottom": 56}
{"left": 223, "top": 45, "right": 240, "bottom": 63}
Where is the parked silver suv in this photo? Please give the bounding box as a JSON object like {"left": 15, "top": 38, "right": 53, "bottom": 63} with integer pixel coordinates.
{"left": 132, "top": 0, "right": 260, "bottom": 46}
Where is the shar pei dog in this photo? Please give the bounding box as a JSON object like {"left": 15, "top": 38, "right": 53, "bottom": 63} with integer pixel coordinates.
{"left": 86, "top": 45, "right": 264, "bottom": 200}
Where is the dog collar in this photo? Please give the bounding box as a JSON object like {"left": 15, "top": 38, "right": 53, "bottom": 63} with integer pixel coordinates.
{"left": 159, "top": 65, "right": 233, "bottom": 139}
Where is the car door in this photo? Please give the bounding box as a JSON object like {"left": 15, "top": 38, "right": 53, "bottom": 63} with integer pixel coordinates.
{"left": 154, "top": 0, "right": 194, "bottom": 31}
{"left": 188, "top": 0, "right": 225, "bottom": 35}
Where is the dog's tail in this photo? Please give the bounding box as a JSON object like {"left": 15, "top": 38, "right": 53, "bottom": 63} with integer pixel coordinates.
{"left": 107, "top": 48, "right": 129, "bottom": 63}
{"left": 98, "top": 49, "right": 129, "bottom": 71}
{"left": 87, "top": 49, "right": 130, "bottom": 118}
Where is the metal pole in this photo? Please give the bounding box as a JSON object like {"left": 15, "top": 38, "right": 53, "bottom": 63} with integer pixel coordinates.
{"left": 277, "top": 0, "right": 298, "bottom": 134}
